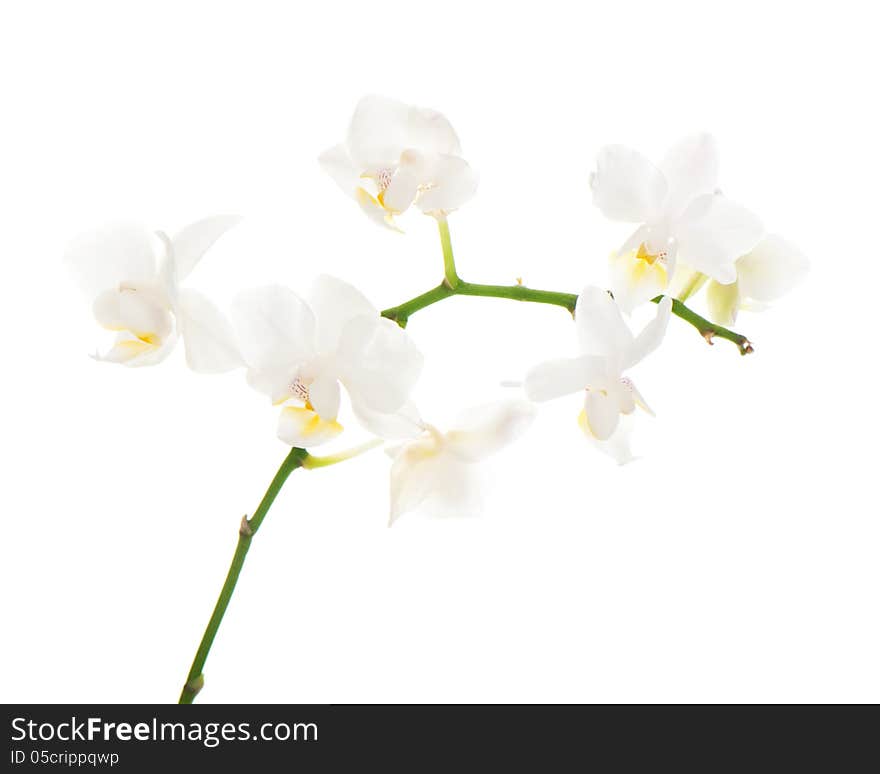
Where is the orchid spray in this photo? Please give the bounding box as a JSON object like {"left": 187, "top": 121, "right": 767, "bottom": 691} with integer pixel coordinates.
{"left": 66, "top": 95, "right": 807, "bottom": 703}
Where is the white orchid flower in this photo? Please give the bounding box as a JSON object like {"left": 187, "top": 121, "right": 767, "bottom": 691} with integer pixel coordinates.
{"left": 319, "top": 95, "right": 478, "bottom": 231}
{"left": 523, "top": 287, "right": 672, "bottom": 462}
{"left": 232, "top": 275, "right": 424, "bottom": 448}
{"left": 386, "top": 400, "right": 536, "bottom": 525}
{"left": 705, "top": 235, "right": 809, "bottom": 326}
{"left": 65, "top": 217, "right": 243, "bottom": 372}
{"left": 590, "top": 134, "right": 764, "bottom": 313}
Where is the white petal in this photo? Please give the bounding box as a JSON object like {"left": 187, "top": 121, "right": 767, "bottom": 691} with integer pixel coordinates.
{"left": 337, "top": 317, "right": 423, "bottom": 414}
{"left": 352, "top": 400, "right": 424, "bottom": 440}
{"left": 445, "top": 400, "right": 536, "bottom": 462}
{"left": 582, "top": 390, "right": 621, "bottom": 441}
{"left": 736, "top": 235, "right": 809, "bottom": 303}
{"left": 623, "top": 296, "right": 672, "bottom": 370}
{"left": 65, "top": 222, "right": 162, "bottom": 300}
{"left": 415, "top": 154, "right": 478, "bottom": 214}
{"left": 590, "top": 145, "right": 667, "bottom": 223}
{"left": 92, "top": 287, "right": 173, "bottom": 341}
{"left": 381, "top": 151, "right": 424, "bottom": 214}
{"left": 523, "top": 355, "right": 604, "bottom": 402}
{"left": 345, "top": 95, "right": 414, "bottom": 170}
{"left": 575, "top": 286, "right": 635, "bottom": 361}
{"left": 705, "top": 280, "right": 741, "bottom": 326}
{"left": 623, "top": 377, "right": 654, "bottom": 416}
{"left": 246, "top": 367, "right": 294, "bottom": 404}
{"left": 318, "top": 143, "right": 362, "bottom": 197}
{"left": 389, "top": 439, "right": 449, "bottom": 524}
{"left": 154, "top": 234, "right": 179, "bottom": 308}
{"left": 659, "top": 134, "right": 720, "bottom": 216}
{"left": 388, "top": 435, "right": 481, "bottom": 525}
{"left": 176, "top": 289, "right": 242, "bottom": 374}
{"left": 416, "top": 458, "right": 482, "bottom": 519}
{"left": 170, "top": 215, "right": 241, "bottom": 282}
{"left": 307, "top": 274, "right": 378, "bottom": 356}
{"left": 580, "top": 411, "right": 636, "bottom": 465}
{"left": 307, "top": 371, "right": 341, "bottom": 420}
{"left": 611, "top": 380, "right": 636, "bottom": 415}
{"left": 277, "top": 405, "right": 343, "bottom": 448}
{"left": 402, "top": 103, "right": 462, "bottom": 157}
{"left": 94, "top": 335, "right": 155, "bottom": 364}
{"left": 345, "top": 95, "right": 464, "bottom": 171}
{"left": 674, "top": 194, "right": 764, "bottom": 284}
{"left": 231, "top": 285, "right": 316, "bottom": 373}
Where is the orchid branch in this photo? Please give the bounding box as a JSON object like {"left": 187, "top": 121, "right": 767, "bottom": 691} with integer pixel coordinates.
{"left": 380, "top": 220, "right": 754, "bottom": 355}
{"left": 178, "top": 438, "right": 383, "bottom": 704}
{"left": 179, "top": 446, "right": 309, "bottom": 704}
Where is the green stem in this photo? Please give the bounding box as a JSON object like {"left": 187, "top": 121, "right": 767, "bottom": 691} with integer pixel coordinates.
{"left": 438, "top": 217, "right": 460, "bottom": 288}
{"left": 178, "top": 446, "right": 309, "bottom": 704}
{"left": 380, "top": 222, "right": 753, "bottom": 355}
{"left": 302, "top": 438, "right": 384, "bottom": 469}
{"left": 661, "top": 296, "right": 753, "bottom": 355}
{"left": 380, "top": 280, "right": 577, "bottom": 328}
{"left": 456, "top": 281, "right": 577, "bottom": 311}
{"left": 381, "top": 282, "right": 454, "bottom": 328}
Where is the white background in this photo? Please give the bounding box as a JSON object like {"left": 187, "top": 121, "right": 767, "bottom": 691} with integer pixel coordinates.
{"left": 2, "top": 0, "right": 878, "bottom": 703}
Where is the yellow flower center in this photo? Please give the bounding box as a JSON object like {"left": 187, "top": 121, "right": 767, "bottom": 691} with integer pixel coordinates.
{"left": 636, "top": 243, "right": 666, "bottom": 265}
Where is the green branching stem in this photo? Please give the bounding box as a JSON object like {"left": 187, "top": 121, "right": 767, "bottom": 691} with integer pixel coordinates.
{"left": 178, "top": 446, "right": 309, "bottom": 704}
{"left": 381, "top": 218, "right": 753, "bottom": 356}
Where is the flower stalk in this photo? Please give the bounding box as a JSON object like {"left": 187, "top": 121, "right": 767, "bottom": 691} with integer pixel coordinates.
{"left": 178, "top": 446, "right": 309, "bottom": 704}
{"left": 438, "top": 217, "right": 460, "bottom": 288}
{"left": 302, "top": 438, "right": 384, "bottom": 469}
